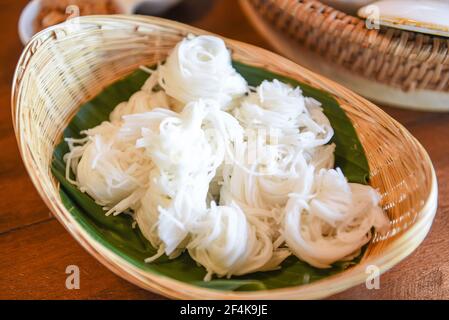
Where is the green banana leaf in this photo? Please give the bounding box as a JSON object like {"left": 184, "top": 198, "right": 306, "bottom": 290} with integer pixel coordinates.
{"left": 51, "top": 62, "right": 369, "bottom": 292}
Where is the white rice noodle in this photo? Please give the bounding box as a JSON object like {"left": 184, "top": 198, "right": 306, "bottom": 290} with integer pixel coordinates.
{"left": 234, "top": 80, "right": 334, "bottom": 150}
{"left": 283, "top": 167, "right": 390, "bottom": 268}
{"left": 188, "top": 202, "right": 290, "bottom": 281}
{"left": 63, "top": 121, "right": 152, "bottom": 212}
{"left": 130, "top": 100, "right": 245, "bottom": 257}
{"left": 136, "top": 170, "right": 203, "bottom": 258}
{"left": 307, "top": 144, "right": 336, "bottom": 171}
{"left": 234, "top": 79, "right": 307, "bottom": 134}
{"left": 158, "top": 35, "right": 248, "bottom": 108}
{"left": 110, "top": 73, "right": 174, "bottom": 124}
{"left": 220, "top": 79, "right": 335, "bottom": 214}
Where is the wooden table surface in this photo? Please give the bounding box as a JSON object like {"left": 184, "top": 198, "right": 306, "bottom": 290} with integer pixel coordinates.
{"left": 1, "top": 0, "right": 448, "bottom": 300}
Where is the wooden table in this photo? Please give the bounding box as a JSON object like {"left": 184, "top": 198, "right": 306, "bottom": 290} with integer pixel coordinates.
{"left": 1, "top": 0, "right": 448, "bottom": 300}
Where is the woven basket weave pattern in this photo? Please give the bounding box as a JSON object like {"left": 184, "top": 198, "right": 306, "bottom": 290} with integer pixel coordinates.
{"left": 249, "top": 0, "right": 449, "bottom": 92}
{"left": 11, "top": 16, "right": 437, "bottom": 299}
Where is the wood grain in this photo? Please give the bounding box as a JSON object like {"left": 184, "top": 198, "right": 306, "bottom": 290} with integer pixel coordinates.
{"left": 0, "top": 220, "right": 163, "bottom": 300}
{"left": 0, "top": 0, "right": 448, "bottom": 300}
{"left": 0, "top": 0, "right": 53, "bottom": 236}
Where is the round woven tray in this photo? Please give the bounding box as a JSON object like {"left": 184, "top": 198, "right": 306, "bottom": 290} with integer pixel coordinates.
{"left": 241, "top": 0, "right": 449, "bottom": 111}
{"left": 12, "top": 15, "right": 437, "bottom": 299}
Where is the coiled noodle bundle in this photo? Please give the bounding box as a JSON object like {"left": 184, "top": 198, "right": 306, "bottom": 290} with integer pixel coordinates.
{"left": 64, "top": 122, "right": 151, "bottom": 211}
{"left": 158, "top": 35, "right": 248, "bottom": 108}
{"left": 126, "top": 100, "right": 245, "bottom": 258}
{"left": 222, "top": 80, "right": 335, "bottom": 213}
{"left": 188, "top": 203, "right": 290, "bottom": 280}
{"left": 284, "top": 167, "right": 390, "bottom": 268}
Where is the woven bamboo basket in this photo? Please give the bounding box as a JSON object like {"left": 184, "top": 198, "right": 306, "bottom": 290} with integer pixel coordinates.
{"left": 241, "top": 0, "right": 449, "bottom": 111}
{"left": 12, "top": 15, "right": 438, "bottom": 299}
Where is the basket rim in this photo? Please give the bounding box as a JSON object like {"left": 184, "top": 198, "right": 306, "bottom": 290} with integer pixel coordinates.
{"left": 11, "top": 14, "right": 439, "bottom": 300}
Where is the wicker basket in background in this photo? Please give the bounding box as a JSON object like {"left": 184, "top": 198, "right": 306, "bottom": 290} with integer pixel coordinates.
{"left": 12, "top": 15, "right": 437, "bottom": 299}
{"left": 241, "top": 0, "right": 449, "bottom": 111}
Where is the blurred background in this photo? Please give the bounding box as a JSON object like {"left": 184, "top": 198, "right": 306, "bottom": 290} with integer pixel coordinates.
{"left": 1, "top": 0, "right": 449, "bottom": 300}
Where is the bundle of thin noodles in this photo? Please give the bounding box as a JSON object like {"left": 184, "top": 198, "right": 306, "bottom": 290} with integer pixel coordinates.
{"left": 125, "top": 100, "right": 244, "bottom": 258}
{"left": 64, "top": 121, "right": 152, "bottom": 213}
{"left": 110, "top": 71, "right": 175, "bottom": 124}
{"left": 128, "top": 104, "right": 214, "bottom": 257}
{"left": 135, "top": 170, "right": 207, "bottom": 260}
{"left": 187, "top": 202, "right": 249, "bottom": 280}
{"left": 221, "top": 80, "right": 335, "bottom": 213}
{"left": 158, "top": 35, "right": 248, "bottom": 108}
{"left": 283, "top": 167, "right": 390, "bottom": 268}
{"left": 110, "top": 91, "right": 168, "bottom": 124}
{"left": 188, "top": 202, "right": 290, "bottom": 281}
{"left": 233, "top": 80, "right": 334, "bottom": 151}
{"left": 64, "top": 78, "right": 173, "bottom": 214}
{"left": 233, "top": 79, "right": 307, "bottom": 134}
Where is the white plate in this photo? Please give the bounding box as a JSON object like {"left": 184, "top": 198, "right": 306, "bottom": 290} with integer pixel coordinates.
{"left": 358, "top": 0, "right": 449, "bottom": 38}
{"left": 320, "top": 0, "right": 375, "bottom": 14}
{"left": 18, "top": 0, "right": 40, "bottom": 45}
